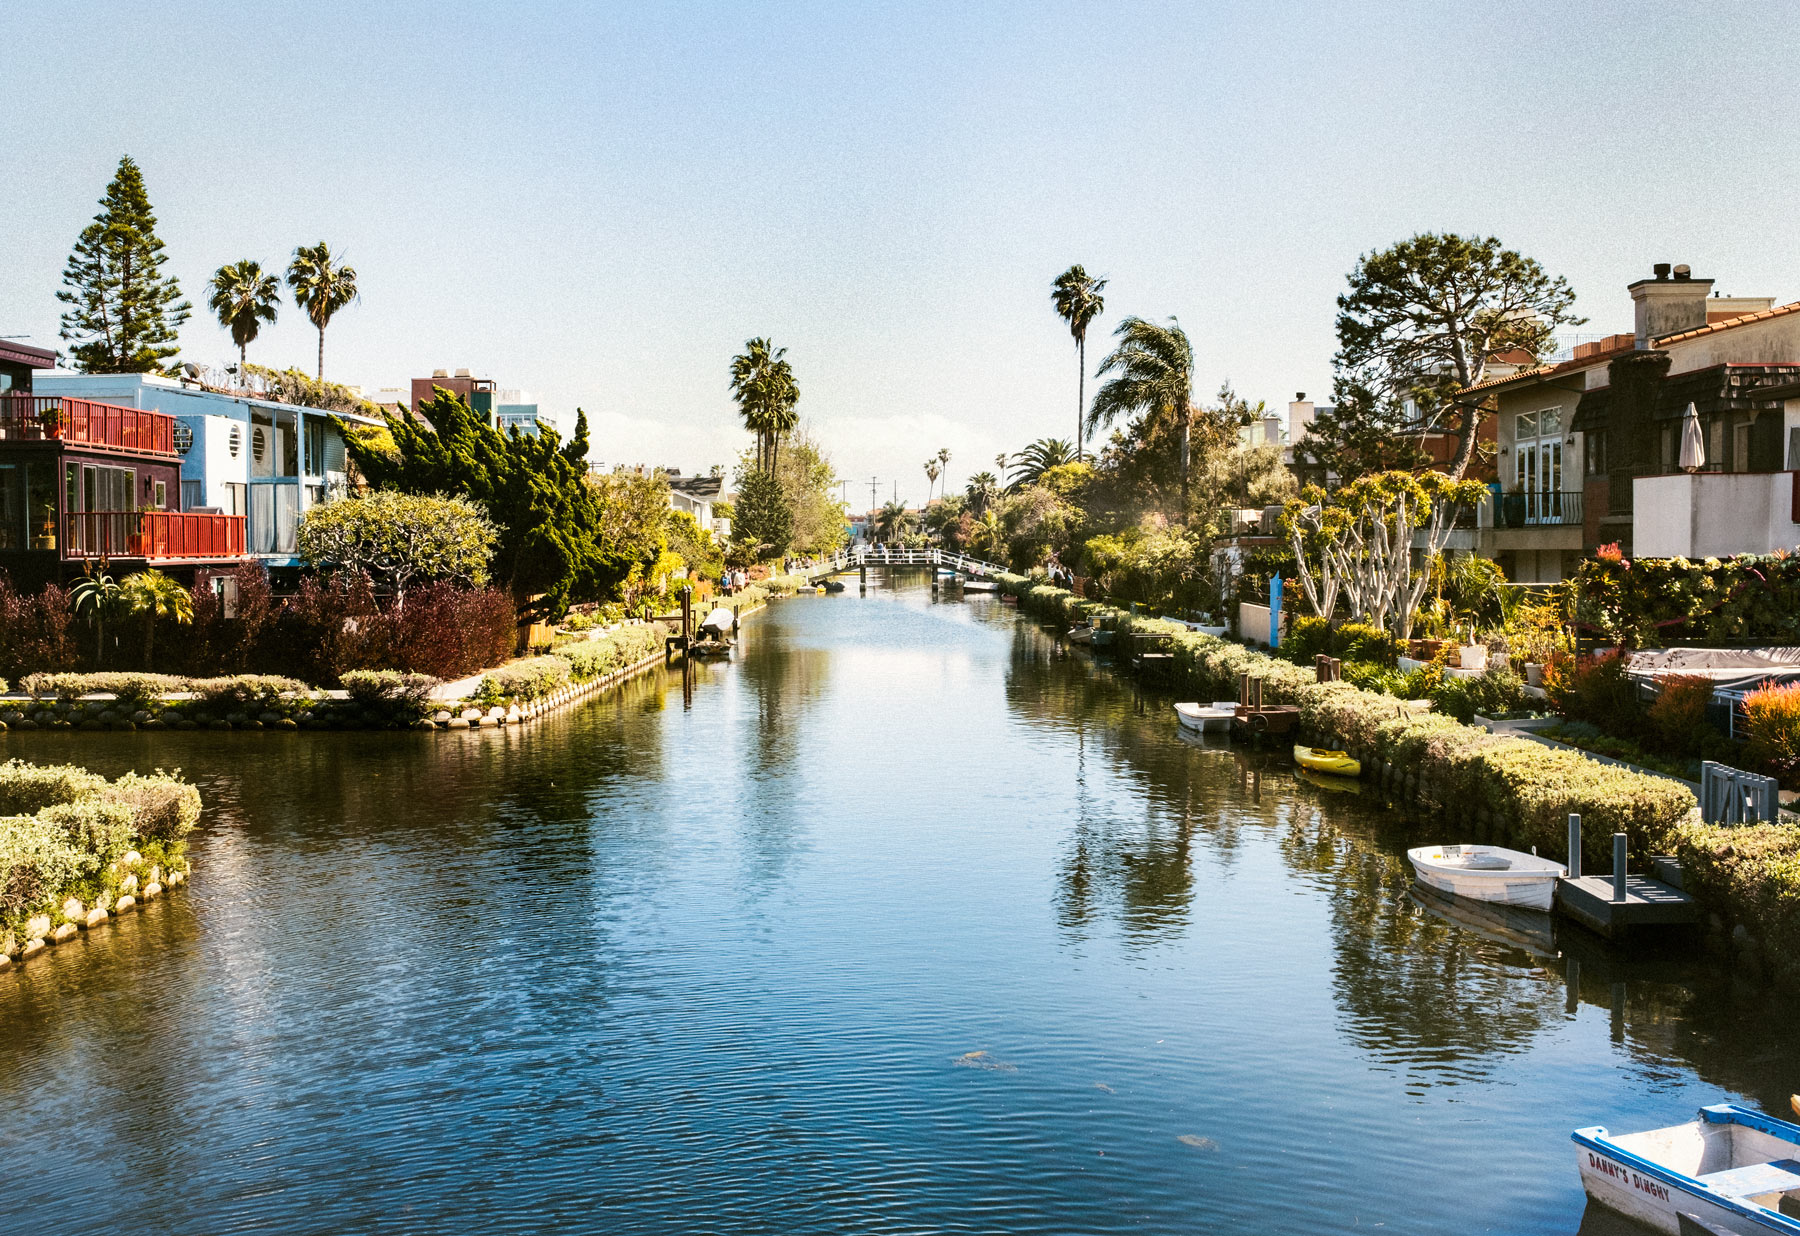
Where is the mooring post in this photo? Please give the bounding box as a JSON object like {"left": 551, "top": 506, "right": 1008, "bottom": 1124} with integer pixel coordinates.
{"left": 733, "top": 603, "right": 740, "bottom": 636}
{"left": 1612, "top": 832, "right": 1628, "bottom": 903}
{"left": 1567, "top": 813, "right": 1582, "bottom": 879}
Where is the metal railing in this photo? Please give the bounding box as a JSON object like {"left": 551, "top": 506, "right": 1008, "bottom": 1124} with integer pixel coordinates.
{"left": 1493, "top": 490, "right": 1584, "bottom": 528}
{"left": 63, "top": 510, "right": 246, "bottom": 560}
{"left": 0, "top": 394, "right": 177, "bottom": 455}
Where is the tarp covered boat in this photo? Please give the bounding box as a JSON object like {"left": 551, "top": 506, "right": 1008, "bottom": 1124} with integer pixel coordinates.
{"left": 1575, "top": 1104, "right": 1800, "bottom": 1234}
{"left": 1407, "top": 843, "right": 1565, "bottom": 911}
{"left": 699, "top": 607, "right": 735, "bottom": 635}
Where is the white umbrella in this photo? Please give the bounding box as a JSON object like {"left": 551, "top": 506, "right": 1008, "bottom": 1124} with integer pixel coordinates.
{"left": 1679, "top": 402, "right": 1706, "bottom": 472}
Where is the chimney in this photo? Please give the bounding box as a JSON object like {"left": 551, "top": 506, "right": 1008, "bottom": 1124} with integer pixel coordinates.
{"left": 454, "top": 367, "right": 472, "bottom": 379}
{"left": 432, "top": 368, "right": 448, "bottom": 378}
{"left": 1288, "top": 392, "right": 1316, "bottom": 441}
{"left": 1629, "top": 263, "right": 1714, "bottom": 347}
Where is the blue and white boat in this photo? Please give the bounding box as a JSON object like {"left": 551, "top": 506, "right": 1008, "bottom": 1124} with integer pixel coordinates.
{"left": 1575, "top": 1104, "right": 1800, "bottom": 1234}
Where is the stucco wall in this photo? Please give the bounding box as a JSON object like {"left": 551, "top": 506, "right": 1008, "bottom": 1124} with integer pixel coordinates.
{"left": 1635, "top": 472, "right": 1800, "bottom": 557}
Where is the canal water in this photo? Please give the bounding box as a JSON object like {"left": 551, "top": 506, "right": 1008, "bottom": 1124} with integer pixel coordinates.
{"left": 2, "top": 577, "right": 1795, "bottom": 1234}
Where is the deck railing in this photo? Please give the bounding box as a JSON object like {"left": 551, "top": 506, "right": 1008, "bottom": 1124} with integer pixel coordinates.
{"left": 1494, "top": 490, "right": 1584, "bottom": 528}
{"left": 63, "top": 510, "right": 246, "bottom": 560}
{"left": 0, "top": 394, "right": 177, "bottom": 455}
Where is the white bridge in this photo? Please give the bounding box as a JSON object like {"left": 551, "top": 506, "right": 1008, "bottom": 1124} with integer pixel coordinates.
{"left": 805, "top": 546, "right": 1007, "bottom": 579}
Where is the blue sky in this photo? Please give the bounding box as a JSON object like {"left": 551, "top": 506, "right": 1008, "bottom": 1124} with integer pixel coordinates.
{"left": 5, "top": 1, "right": 1799, "bottom": 505}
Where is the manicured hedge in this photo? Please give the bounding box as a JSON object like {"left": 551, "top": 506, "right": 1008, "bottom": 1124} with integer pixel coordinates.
{"left": 1000, "top": 572, "right": 1800, "bottom": 983}
{"left": 478, "top": 622, "right": 669, "bottom": 703}
{"left": 0, "top": 760, "right": 199, "bottom": 940}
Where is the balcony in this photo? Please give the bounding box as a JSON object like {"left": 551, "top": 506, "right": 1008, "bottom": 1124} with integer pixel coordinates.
{"left": 63, "top": 511, "right": 246, "bottom": 561}
{"left": 0, "top": 394, "right": 176, "bottom": 456}
{"left": 1634, "top": 471, "right": 1800, "bottom": 559}
{"left": 1494, "top": 490, "right": 1584, "bottom": 528}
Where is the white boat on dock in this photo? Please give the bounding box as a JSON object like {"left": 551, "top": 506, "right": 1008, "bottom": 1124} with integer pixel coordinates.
{"left": 960, "top": 578, "right": 999, "bottom": 592}
{"left": 1575, "top": 1104, "right": 1800, "bottom": 1234}
{"left": 1174, "top": 702, "right": 1236, "bottom": 733}
{"left": 1405, "top": 844, "right": 1565, "bottom": 912}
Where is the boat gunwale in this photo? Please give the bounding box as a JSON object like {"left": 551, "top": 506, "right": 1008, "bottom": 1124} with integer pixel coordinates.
{"left": 1574, "top": 1106, "right": 1800, "bottom": 1234}
{"left": 1407, "top": 844, "right": 1566, "bottom": 879}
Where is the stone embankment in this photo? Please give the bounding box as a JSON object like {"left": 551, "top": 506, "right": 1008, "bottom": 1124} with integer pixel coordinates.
{"left": 2, "top": 849, "right": 189, "bottom": 970}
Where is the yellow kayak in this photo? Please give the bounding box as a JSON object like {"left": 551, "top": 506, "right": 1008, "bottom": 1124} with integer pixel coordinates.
{"left": 1294, "top": 744, "right": 1361, "bottom": 777}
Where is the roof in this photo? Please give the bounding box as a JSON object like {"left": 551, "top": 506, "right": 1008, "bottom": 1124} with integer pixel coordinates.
{"left": 1571, "top": 362, "right": 1800, "bottom": 433}
{"left": 1653, "top": 299, "right": 1800, "bottom": 345}
{"left": 667, "top": 475, "right": 723, "bottom": 499}
{"left": 0, "top": 339, "right": 57, "bottom": 369}
{"left": 1460, "top": 335, "right": 1638, "bottom": 395}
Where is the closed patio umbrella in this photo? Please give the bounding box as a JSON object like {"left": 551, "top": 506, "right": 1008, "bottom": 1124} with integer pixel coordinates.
{"left": 1679, "top": 402, "right": 1706, "bottom": 472}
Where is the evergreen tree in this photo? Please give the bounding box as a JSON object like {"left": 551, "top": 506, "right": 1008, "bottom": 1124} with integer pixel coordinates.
{"left": 57, "top": 156, "right": 191, "bottom": 372}
{"left": 344, "top": 389, "right": 628, "bottom": 619}
{"left": 732, "top": 469, "right": 794, "bottom": 560}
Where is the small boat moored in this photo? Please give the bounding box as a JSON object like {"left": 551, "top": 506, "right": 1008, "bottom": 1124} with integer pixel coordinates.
{"left": 1576, "top": 1103, "right": 1800, "bottom": 1234}
{"left": 1293, "top": 744, "right": 1361, "bottom": 777}
{"left": 1174, "top": 702, "right": 1236, "bottom": 733}
{"left": 1407, "top": 843, "right": 1566, "bottom": 911}
{"left": 961, "top": 577, "right": 999, "bottom": 593}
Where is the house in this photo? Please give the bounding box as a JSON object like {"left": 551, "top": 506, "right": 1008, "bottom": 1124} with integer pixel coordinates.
{"left": 1466, "top": 263, "right": 1800, "bottom": 572}
{"left": 665, "top": 472, "right": 730, "bottom": 539}
{"left": 2, "top": 355, "right": 250, "bottom": 587}
{"left": 410, "top": 370, "right": 549, "bottom": 435}
{"left": 32, "top": 371, "right": 381, "bottom": 572}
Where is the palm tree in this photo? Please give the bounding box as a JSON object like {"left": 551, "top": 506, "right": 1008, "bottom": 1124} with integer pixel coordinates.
{"left": 936, "top": 446, "right": 951, "bottom": 496}
{"left": 207, "top": 260, "right": 281, "bottom": 377}
{"left": 1052, "top": 265, "right": 1107, "bottom": 461}
{"left": 873, "top": 500, "right": 911, "bottom": 544}
{"left": 70, "top": 560, "right": 123, "bottom": 667}
{"left": 1091, "top": 316, "right": 1196, "bottom": 511}
{"left": 121, "top": 568, "right": 193, "bottom": 669}
{"left": 1009, "top": 438, "right": 1076, "bottom": 489}
{"left": 729, "top": 337, "right": 800, "bottom": 472}
{"left": 286, "top": 242, "right": 359, "bottom": 379}
{"left": 924, "top": 458, "right": 941, "bottom": 506}
{"left": 965, "top": 471, "right": 1000, "bottom": 517}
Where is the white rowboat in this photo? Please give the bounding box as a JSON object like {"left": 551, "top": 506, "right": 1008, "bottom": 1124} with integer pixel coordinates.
{"left": 1406, "top": 843, "right": 1565, "bottom": 911}
{"left": 1575, "top": 1104, "right": 1800, "bottom": 1234}
{"left": 1174, "top": 702, "right": 1237, "bottom": 733}
{"left": 961, "top": 578, "right": 999, "bottom": 592}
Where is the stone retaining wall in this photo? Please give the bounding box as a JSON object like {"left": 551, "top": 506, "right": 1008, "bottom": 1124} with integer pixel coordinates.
{"left": 0, "top": 849, "right": 189, "bottom": 970}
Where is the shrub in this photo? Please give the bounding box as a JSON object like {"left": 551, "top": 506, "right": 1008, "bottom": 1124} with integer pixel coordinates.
{"left": 0, "top": 814, "right": 95, "bottom": 921}
{"left": 0, "top": 760, "right": 108, "bottom": 815}
{"left": 340, "top": 670, "right": 438, "bottom": 708}
{"left": 1343, "top": 660, "right": 1408, "bottom": 696}
{"left": 1647, "top": 674, "right": 1717, "bottom": 758}
{"left": 1545, "top": 649, "right": 1640, "bottom": 735}
{"left": 189, "top": 675, "right": 308, "bottom": 710}
{"left": 1335, "top": 622, "right": 1399, "bottom": 667}
{"left": 18, "top": 671, "right": 188, "bottom": 706}
{"left": 476, "top": 655, "right": 572, "bottom": 703}
{"left": 1284, "top": 615, "right": 1333, "bottom": 662}
{"left": 105, "top": 771, "right": 202, "bottom": 843}
{"left": 1432, "top": 665, "right": 1525, "bottom": 723}
{"left": 0, "top": 576, "right": 77, "bottom": 682}
{"left": 558, "top": 624, "right": 666, "bottom": 681}
{"left": 1743, "top": 681, "right": 1800, "bottom": 781}
{"left": 394, "top": 583, "right": 517, "bottom": 679}
{"left": 39, "top": 799, "right": 136, "bottom": 859}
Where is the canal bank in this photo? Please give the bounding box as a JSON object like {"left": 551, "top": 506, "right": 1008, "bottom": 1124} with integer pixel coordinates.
{"left": 1, "top": 580, "right": 1795, "bottom": 1235}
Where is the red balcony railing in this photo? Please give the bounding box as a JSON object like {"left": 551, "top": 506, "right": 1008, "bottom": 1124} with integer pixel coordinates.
{"left": 0, "top": 394, "right": 176, "bottom": 455}
{"left": 64, "top": 511, "right": 245, "bottom": 560}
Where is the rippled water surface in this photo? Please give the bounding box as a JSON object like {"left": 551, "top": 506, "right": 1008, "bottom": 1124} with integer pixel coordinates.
{"left": 3, "top": 578, "right": 1797, "bottom": 1234}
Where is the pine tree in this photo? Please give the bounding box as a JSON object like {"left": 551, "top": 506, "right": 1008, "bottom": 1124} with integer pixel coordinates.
{"left": 57, "top": 156, "right": 191, "bottom": 372}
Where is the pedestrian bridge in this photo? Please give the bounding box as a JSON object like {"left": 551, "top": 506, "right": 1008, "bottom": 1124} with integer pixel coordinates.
{"left": 803, "top": 547, "right": 1008, "bottom": 580}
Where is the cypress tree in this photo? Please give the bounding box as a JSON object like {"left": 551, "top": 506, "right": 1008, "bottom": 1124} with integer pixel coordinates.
{"left": 57, "top": 156, "right": 191, "bottom": 372}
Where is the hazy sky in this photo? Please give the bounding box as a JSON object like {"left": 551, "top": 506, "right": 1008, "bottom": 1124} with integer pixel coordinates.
{"left": 6, "top": 1, "right": 1800, "bottom": 506}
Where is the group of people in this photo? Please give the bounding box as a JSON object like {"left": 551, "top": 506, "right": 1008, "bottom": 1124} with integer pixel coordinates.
{"left": 719, "top": 568, "right": 751, "bottom": 594}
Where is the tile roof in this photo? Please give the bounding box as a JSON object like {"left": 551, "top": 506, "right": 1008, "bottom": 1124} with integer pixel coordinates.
{"left": 1460, "top": 338, "right": 1638, "bottom": 394}
{"left": 1654, "top": 299, "right": 1800, "bottom": 345}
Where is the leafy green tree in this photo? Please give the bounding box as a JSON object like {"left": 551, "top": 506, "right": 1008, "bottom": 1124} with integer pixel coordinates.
{"left": 1007, "top": 437, "right": 1076, "bottom": 489}
{"left": 287, "top": 241, "right": 359, "bottom": 379}
{"left": 775, "top": 430, "right": 848, "bottom": 555}
{"left": 589, "top": 468, "right": 675, "bottom": 575}
{"left": 729, "top": 337, "right": 800, "bottom": 472}
{"left": 70, "top": 562, "right": 124, "bottom": 667}
{"left": 242, "top": 363, "right": 380, "bottom": 415}
{"left": 58, "top": 156, "right": 192, "bottom": 373}
{"left": 120, "top": 568, "right": 193, "bottom": 668}
{"left": 666, "top": 509, "right": 725, "bottom": 580}
{"left": 297, "top": 491, "right": 497, "bottom": 609}
{"left": 1295, "top": 379, "right": 1427, "bottom": 486}
{"left": 965, "top": 471, "right": 1001, "bottom": 517}
{"left": 346, "top": 389, "right": 624, "bottom": 619}
{"left": 208, "top": 260, "right": 281, "bottom": 375}
{"left": 1051, "top": 264, "right": 1107, "bottom": 459}
{"left": 1090, "top": 317, "right": 1197, "bottom": 512}
{"left": 1335, "top": 232, "right": 1581, "bottom": 478}
{"left": 733, "top": 469, "right": 794, "bottom": 559}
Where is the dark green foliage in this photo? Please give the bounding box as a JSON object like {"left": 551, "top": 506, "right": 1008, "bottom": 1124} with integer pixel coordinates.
{"left": 346, "top": 389, "right": 629, "bottom": 619}
{"left": 1572, "top": 552, "right": 1800, "bottom": 647}
{"left": 1294, "top": 378, "right": 1427, "bottom": 485}
{"left": 733, "top": 469, "right": 793, "bottom": 560}
{"left": 1430, "top": 666, "right": 1525, "bottom": 723}
{"left": 57, "top": 156, "right": 191, "bottom": 373}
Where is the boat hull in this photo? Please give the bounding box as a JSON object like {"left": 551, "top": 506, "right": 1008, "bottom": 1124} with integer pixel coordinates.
{"left": 1407, "top": 846, "right": 1564, "bottom": 912}
{"left": 1174, "top": 702, "right": 1235, "bottom": 733}
{"left": 1293, "top": 745, "right": 1361, "bottom": 776}
{"left": 1575, "top": 1136, "right": 1799, "bottom": 1235}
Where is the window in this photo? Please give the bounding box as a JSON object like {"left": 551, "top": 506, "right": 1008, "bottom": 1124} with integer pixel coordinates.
{"left": 154, "top": 480, "right": 167, "bottom": 509}
{"left": 0, "top": 463, "right": 20, "bottom": 550}
{"left": 1586, "top": 430, "right": 1608, "bottom": 476}
{"left": 1515, "top": 410, "right": 1539, "bottom": 439}
{"left": 1540, "top": 408, "right": 1562, "bottom": 437}
{"left": 181, "top": 480, "right": 203, "bottom": 510}
{"left": 305, "top": 420, "right": 326, "bottom": 476}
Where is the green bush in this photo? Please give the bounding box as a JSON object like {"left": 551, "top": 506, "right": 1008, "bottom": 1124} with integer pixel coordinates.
{"left": 0, "top": 814, "right": 95, "bottom": 921}
{"left": 1343, "top": 660, "right": 1408, "bottom": 696}
{"left": 1335, "top": 622, "right": 1399, "bottom": 667}
{"left": 559, "top": 623, "right": 667, "bottom": 681}
{"left": 39, "top": 799, "right": 136, "bottom": 861}
{"left": 0, "top": 760, "right": 108, "bottom": 815}
{"left": 189, "top": 675, "right": 309, "bottom": 710}
{"left": 19, "top": 672, "right": 189, "bottom": 705}
{"left": 476, "top": 656, "right": 573, "bottom": 703}
{"left": 106, "top": 771, "right": 202, "bottom": 843}
{"left": 340, "top": 670, "right": 438, "bottom": 708}
{"left": 1432, "top": 666, "right": 1525, "bottom": 723}
{"left": 1284, "top": 615, "right": 1333, "bottom": 662}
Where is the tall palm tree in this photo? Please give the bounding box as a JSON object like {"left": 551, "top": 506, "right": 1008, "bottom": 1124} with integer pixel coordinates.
{"left": 1009, "top": 437, "right": 1076, "bottom": 489}
{"left": 121, "top": 568, "right": 193, "bottom": 669}
{"left": 874, "top": 500, "right": 911, "bottom": 544}
{"left": 207, "top": 260, "right": 281, "bottom": 376}
{"left": 924, "top": 458, "right": 941, "bottom": 506}
{"left": 936, "top": 446, "right": 951, "bottom": 497}
{"left": 965, "top": 471, "right": 1000, "bottom": 517}
{"left": 1051, "top": 265, "right": 1107, "bottom": 461}
{"left": 729, "top": 337, "right": 800, "bottom": 472}
{"left": 1091, "top": 316, "right": 1196, "bottom": 511}
{"left": 286, "top": 242, "right": 359, "bottom": 379}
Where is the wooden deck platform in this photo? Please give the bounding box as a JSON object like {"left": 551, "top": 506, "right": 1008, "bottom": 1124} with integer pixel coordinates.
{"left": 1555, "top": 874, "right": 1699, "bottom": 939}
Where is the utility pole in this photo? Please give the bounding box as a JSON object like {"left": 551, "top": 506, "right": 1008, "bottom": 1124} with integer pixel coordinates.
{"left": 868, "top": 476, "right": 878, "bottom": 512}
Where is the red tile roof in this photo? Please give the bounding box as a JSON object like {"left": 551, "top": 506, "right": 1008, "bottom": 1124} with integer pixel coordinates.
{"left": 1654, "top": 299, "right": 1800, "bottom": 345}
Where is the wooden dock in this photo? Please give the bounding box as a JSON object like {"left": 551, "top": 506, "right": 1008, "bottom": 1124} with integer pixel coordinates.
{"left": 1555, "top": 874, "right": 1699, "bottom": 940}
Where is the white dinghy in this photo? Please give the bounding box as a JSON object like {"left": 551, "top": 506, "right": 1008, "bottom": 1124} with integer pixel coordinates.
{"left": 1406, "top": 844, "right": 1565, "bottom": 912}
{"left": 1576, "top": 1104, "right": 1800, "bottom": 1234}
{"left": 960, "top": 578, "right": 999, "bottom": 593}
{"left": 1174, "top": 702, "right": 1237, "bottom": 734}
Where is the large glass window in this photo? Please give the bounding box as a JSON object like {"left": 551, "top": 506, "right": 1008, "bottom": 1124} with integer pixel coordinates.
{"left": 26, "top": 463, "right": 55, "bottom": 549}
{"left": 0, "top": 463, "right": 21, "bottom": 550}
